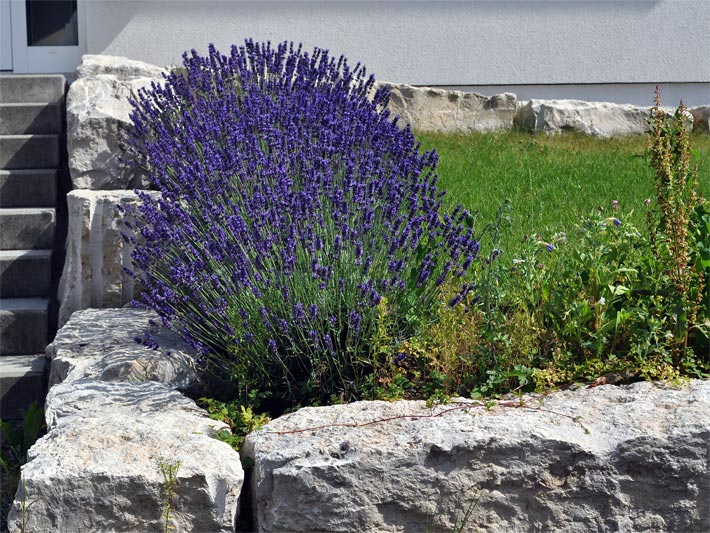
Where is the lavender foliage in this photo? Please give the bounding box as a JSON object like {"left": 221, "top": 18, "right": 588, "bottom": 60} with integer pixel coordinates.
{"left": 126, "top": 41, "right": 479, "bottom": 405}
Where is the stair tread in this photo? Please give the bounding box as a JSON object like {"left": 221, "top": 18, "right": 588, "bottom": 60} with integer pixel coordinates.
{"left": 0, "top": 134, "right": 61, "bottom": 169}
{"left": 0, "top": 207, "right": 55, "bottom": 214}
{"left": 0, "top": 354, "right": 46, "bottom": 373}
{"left": 0, "top": 297, "right": 49, "bottom": 311}
{"left": 0, "top": 133, "right": 59, "bottom": 139}
{"left": 0, "top": 168, "right": 59, "bottom": 174}
{"left": 0, "top": 75, "right": 66, "bottom": 104}
{"left": 0, "top": 249, "right": 53, "bottom": 259}
{"left": 0, "top": 102, "right": 58, "bottom": 107}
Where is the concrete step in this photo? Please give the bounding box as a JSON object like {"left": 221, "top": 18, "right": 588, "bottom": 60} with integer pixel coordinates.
{"left": 0, "top": 75, "right": 66, "bottom": 104}
{"left": 0, "top": 102, "right": 62, "bottom": 135}
{"left": 0, "top": 169, "right": 57, "bottom": 207}
{"left": 0, "top": 208, "right": 55, "bottom": 250}
{"left": 0, "top": 134, "right": 60, "bottom": 169}
{"left": 0, "top": 354, "right": 47, "bottom": 421}
{"left": 0, "top": 298, "right": 48, "bottom": 355}
{"left": 0, "top": 250, "right": 52, "bottom": 298}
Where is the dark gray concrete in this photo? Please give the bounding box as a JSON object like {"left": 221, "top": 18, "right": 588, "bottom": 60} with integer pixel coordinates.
{"left": 0, "top": 250, "right": 52, "bottom": 298}
{"left": 0, "top": 354, "right": 47, "bottom": 421}
{"left": 0, "top": 75, "right": 66, "bottom": 104}
{"left": 0, "top": 169, "right": 57, "bottom": 207}
{"left": 0, "top": 134, "right": 60, "bottom": 169}
{"left": 0, "top": 103, "right": 62, "bottom": 135}
{"left": 0, "top": 75, "right": 62, "bottom": 419}
{"left": 0, "top": 298, "right": 48, "bottom": 355}
{"left": 0, "top": 208, "right": 55, "bottom": 250}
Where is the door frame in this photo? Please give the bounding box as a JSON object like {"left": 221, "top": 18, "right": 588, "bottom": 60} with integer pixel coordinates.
{"left": 1, "top": 1, "right": 12, "bottom": 70}
{"left": 10, "top": 0, "right": 87, "bottom": 74}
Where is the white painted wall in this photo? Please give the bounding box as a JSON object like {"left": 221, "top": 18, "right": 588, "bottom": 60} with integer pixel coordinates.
{"left": 85, "top": 0, "right": 710, "bottom": 105}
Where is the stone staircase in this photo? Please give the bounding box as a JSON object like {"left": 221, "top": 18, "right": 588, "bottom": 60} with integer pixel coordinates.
{"left": 0, "top": 75, "right": 65, "bottom": 421}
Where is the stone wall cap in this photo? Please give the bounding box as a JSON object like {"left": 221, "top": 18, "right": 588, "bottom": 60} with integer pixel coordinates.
{"left": 76, "top": 54, "right": 168, "bottom": 80}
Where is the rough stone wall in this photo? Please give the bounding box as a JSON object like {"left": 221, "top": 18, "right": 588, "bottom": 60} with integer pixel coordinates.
{"left": 245, "top": 381, "right": 710, "bottom": 532}
{"left": 11, "top": 308, "right": 709, "bottom": 532}
{"left": 66, "top": 55, "right": 166, "bottom": 190}
{"left": 57, "top": 190, "right": 157, "bottom": 327}
{"left": 514, "top": 99, "right": 696, "bottom": 137}
{"left": 7, "top": 308, "right": 244, "bottom": 532}
{"left": 377, "top": 82, "right": 517, "bottom": 133}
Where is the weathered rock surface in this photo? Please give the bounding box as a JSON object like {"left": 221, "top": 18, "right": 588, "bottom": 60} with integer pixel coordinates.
{"left": 75, "top": 54, "right": 167, "bottom": 80}
{"left": 378, "top": 82, "right": 517, "bottom": 133}
{"left": 67, "top": 55, "right": 166, "bottom": 190}
{"left": 245, "top": 381, "right": 710, "bottom": 533}
{"left": 46, "top": 307, "right": 195, "bottom": 390}
{"left": 514, "top": 99, "right": 695, "bottom": 137}
{"left": 57, "top": 189, "right": 157, "bottom": 327}
{"left": 8, "top": 308, "right": 243, "bottom": 533}
{"left": 690, "top": 106, "right": 710, "bottom": 133}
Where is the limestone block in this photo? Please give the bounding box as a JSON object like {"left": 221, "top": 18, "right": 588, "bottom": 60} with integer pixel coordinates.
{"left": 75, "top": 54, "right": 168, "bottom": 80}
{"left": 67, "top": 55, "right": 167, "bottom": 190}
{"left": 377, "top": 82, "right": 517, "bottom": 133}
{"left": 7, "top": 308, "right": 243, "bottom": 533}
{"left": 245, "top": 381, "right": 710, "bottom": 532}
{"left": 57, "top": 189, "right": 158, "bottom": 327}
{"left": 46, "top": 307, "right": 195, "bottom": 390}
{"left": 690, "top": 106, "right": 710, "bottom": 133}
{"left": 514, "top": 99, "right": 694, "bottom": 137}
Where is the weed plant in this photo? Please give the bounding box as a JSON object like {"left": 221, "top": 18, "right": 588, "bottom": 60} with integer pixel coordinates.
{"left": 0, "top": 402, "right": 45, "bottom": 530}
{"left": 362, "top": 94, "right": 708, "bottom": 398}
{"left": 158, "top": 458, "right": 181, "bottom": 533}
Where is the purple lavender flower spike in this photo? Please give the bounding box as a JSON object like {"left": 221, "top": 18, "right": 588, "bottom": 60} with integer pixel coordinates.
{"left": 124, "top": 40, "right": 480, "bottom": 405}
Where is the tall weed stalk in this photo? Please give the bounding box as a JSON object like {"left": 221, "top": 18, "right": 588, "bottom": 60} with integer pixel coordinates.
{"left": 647, "top": 88, "right": 707, "bottom": 363}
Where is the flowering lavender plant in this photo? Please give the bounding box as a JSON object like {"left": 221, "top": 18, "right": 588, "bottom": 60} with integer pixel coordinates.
{"left": 125, "top": 41, "right": 479, "bottom": 407}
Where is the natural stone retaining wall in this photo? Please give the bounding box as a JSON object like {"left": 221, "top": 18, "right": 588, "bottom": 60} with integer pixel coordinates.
{"left": 514, "top": 99, "right": 696, "bottom": 137}
{"left": 57, "top": 189, "right": 157, "bottom": 327}
{"left": 67, "top": 55, "right": 166, "bottom": 190}
{"left": 10, "top": 309, "right": 709, "bottom": 532}
{"left": 378, "top": 82, "right": 517, "bottom": 133}
{"left": 7, "top": 309, "right": 243, "bottom": 532}
{"left": 515, "top": 99, "right": 652, "bottom": 137}
{"left": 245, "top": 382, "right": 710, "bottom": 532}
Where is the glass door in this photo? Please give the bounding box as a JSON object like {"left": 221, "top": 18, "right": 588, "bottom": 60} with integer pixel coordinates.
{"left": 10, "top": 0, "right": 86, "bottom": 73}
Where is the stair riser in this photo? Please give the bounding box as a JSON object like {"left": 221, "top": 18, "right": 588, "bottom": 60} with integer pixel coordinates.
{"left": 0, "top": 356, "right": 47, "bottom": 421}
{"left": 0, "top": 170, "right": 57, "bottom": 207}
{"left": 0, "top": 135, "right": 60, "bottom": 169}
{"left": 0, "top": 255, "right": 52, "bottom": 298}
{"left": 0, "top": 308, "right": 48, "bottom": 355}
{"left": 0, "top": 103, "right": 62, "bottom": 135}
{"left": 0, "top": 75, "right": 66, "bottom": 104}
{"left": 0, "top": 209, "right": 55, "bottom": 250}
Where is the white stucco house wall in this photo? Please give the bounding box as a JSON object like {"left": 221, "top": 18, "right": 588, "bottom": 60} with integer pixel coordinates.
{"left": 2, "top": 0, "right": 709, "bottom": 105}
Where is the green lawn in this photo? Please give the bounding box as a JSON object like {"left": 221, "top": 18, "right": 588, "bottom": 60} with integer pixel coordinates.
{"left": 417, "top": 131, "right": 710, "bottom": 258}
